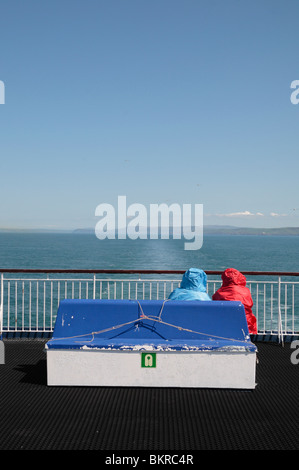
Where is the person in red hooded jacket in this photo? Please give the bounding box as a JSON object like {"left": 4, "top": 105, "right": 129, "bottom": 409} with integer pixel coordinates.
{"left": 212, "top": 268, "right": 257, "bottom": 334}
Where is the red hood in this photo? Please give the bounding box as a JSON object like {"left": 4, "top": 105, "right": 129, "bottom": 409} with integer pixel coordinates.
{"left": 221, "top": 268, "right": 246, "bottom": 287}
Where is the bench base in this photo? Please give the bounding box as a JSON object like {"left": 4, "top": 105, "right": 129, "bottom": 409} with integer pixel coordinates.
{"left": 46, "top": 349, "right": 257, "bottom": 389}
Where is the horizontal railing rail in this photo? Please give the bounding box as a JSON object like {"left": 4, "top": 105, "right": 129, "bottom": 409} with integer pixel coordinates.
{"left": 0, "top": 269, "right": 299, "bottom": 275}
{"left": 1, "top": 269, "right": 299, "bottom": 339}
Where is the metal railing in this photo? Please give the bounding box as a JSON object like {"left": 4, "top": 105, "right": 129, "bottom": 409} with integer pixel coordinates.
{"left": 0, "top": 269, "right": 299, "bottom": 339}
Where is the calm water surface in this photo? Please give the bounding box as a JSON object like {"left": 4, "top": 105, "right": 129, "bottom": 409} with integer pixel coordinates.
{"left": 0, "top": 232, "right": 298, "bottom": 272}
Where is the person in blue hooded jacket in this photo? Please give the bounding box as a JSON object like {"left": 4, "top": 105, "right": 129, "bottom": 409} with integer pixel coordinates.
{"left": 168, "top": 268, "right": 211, "bottom": 301}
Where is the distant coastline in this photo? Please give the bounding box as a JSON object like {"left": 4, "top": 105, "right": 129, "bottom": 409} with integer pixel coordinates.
{"left": 73, "top": 226, "right": 299, "bottom": 236}
{"left": 1, "top": 225, "right": 298, "bottom": 236}
{"left": 203, "top": 225, "right": 299, "bottom": 236}
{"left": 74, "top": 225, "right": 299, "bottom": 236}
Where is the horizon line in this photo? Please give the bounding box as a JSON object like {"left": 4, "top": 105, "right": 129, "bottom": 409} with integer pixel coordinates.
{"left": 0, "top": 225, "right": 299, "bottom": 233}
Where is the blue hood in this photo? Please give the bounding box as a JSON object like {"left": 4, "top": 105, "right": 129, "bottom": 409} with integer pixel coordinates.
{"left": 180, "top": 268, "right": 207, "bottom": 292}
{"left": 168, "top": 268, "right": 211, "bottom": 301}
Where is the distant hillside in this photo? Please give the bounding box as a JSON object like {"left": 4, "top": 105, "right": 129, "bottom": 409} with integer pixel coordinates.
{"left": 203, "top": 226, "right": 299, "bottom": 236}
{"left": 1, "top": 225, "right": 298, "bottom": 236}
{"left": 73, "top": 226, "right": 299, "bottom": 236}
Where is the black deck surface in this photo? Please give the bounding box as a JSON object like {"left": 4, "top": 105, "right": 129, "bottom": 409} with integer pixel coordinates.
{"left": 0, "top": 339, "right": 298, "bottom": 451}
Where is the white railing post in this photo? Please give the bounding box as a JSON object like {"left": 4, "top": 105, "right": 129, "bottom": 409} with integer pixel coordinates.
{"left": 93, "top": 274, "right": 96, "bottom": 300}
{"left": 277, "top": 276, "right": 284, "bottom": 345}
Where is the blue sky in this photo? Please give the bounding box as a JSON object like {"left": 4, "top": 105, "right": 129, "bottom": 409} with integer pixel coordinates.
{"left": 0, "top": 0, "right": 299, "bottom": 230}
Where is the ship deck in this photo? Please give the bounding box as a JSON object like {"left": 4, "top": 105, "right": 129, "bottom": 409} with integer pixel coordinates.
{"left": 0, "top": 339, "right": 298, "bottom": 451}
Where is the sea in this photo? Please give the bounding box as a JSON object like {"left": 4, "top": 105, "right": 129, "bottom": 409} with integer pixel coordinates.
{"left": 0, "top": 231, "right": 298, "bottom": 333}
{"left": 0, "top": 231, "right": 298, "bottom": 272}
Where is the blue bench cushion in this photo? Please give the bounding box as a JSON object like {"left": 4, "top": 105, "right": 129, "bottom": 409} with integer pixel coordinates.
{"left": 46, "top": 299, "right": 256, "bottom": 352}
